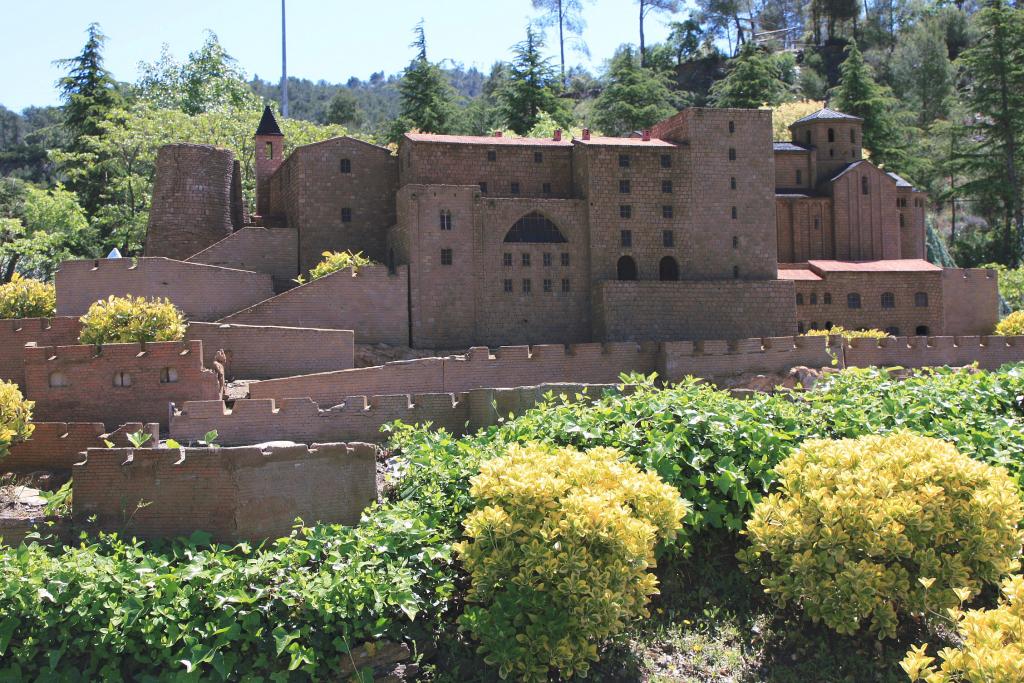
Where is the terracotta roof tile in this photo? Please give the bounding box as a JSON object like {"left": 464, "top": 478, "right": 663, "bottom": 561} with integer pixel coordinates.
{"left": 807, "top": 259, "right": 941, "bottom": 273}
{"left": 404, "top": 133, "right": 571, "bottom": 146}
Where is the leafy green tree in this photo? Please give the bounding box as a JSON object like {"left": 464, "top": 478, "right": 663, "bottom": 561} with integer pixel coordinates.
{"left": 592, "top": 47, "right": 680, "bottom": 135}
{"left": 891, "top": 18, "right": 954, "bottom": 126}
{"left": 709, "top": 43, "right": 792, "bottom": 108}
{"left": 325, "top": 89, "right": 365, "bottom": 127}
{"left": 637, "top": 0, "right": 680, "bottom": 67}
{"left": 394, "top": 21, "right": 460, "bottom": 138}
{"left": 462, "top": 62, "right": 510, "bottom": 135}
{"left": 498, "top": 25, "right": 571, "bottom": 135}
{"left": 831, "top": 40, "right": 905, "bottom": 169}
{"left": 952, "top": 0, "right": 1024, "bottom": 264}
{"left": 696, "top": 0, "right": 749, "bottom": 52}
{"left": 0, "top": 180, "right": 90, "bottom": 281}
{"left": 812, "top": 0, "right": 860, "bottom": 43}
{"left": 665, "top": 18, "right": 705, "bottom": 64}
{"left": 531, "top": 0, "right": 591, "bottom": 86}
{"left": 54, "top": 23, "right": 122, "bottom": 218}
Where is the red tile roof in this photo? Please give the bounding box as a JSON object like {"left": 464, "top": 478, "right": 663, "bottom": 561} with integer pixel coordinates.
{"left": 777, "top": 267, "right": 822, "bottom": 281}
{"left": 807, "top": 259, "right": 941, "bottom": 273}
{"left": 573, "top": 136, "right": 677, "bottom": 147}
{"left": 404, "top": 133, "right": 572, "bottom": 146}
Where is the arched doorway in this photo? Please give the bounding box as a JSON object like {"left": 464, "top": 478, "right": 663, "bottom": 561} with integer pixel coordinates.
{"left": 617, "top": 255, "right": 637, "bottom": 281}
{"left": 658, "top": 256, "right": 679, "bottom": 281}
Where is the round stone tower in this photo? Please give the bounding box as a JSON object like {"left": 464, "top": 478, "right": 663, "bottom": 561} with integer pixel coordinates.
{"left": 144, "top": 144, "right": 238, "bottom": 260}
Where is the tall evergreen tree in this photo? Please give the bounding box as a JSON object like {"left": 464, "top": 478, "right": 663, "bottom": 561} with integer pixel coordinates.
{"left": 54, "top": 23, "right": 121, "bottom": 218}
{"left": 395, "top": 21, "right": 459, "bottom": 137}
{"left": 831, "top": 40, "right": 905, "bottom": 168}
{"left": 531, "top": 0, "right": 590, "bottom": 87}
{"left": 498, "top": 25, "right": 571, "bottom": 135}
{"left": 592, "top": 47, "right": 680, "bottom": 135}
{"left": 954, "top": 0, "right": 1024, "bottom": 263}
{"left": 636, "top": 0, "right": 680, "bottom": 67}
{"left": 709, "top": 43, "right": 789, "bottom": 108}
{"left": 891, "top": 18, "right": 955, "bottom": 127}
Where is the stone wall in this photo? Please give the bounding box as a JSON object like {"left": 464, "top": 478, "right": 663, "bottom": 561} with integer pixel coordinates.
{"left": 56, "top": 258, "right": 275, "bottom": 321}
{"left": 841, "top": 334, "right": 1024, "bottom": 370}
{"left": 186, "top": 227, "right": 298, "bottom": 291}
{"left": 144, "top": 144, "right": 240, "bottom": 261}
{"left": 657, "top": 335, "right": 837, "bottom": 382}
{"left": 831, "top": 163, "right": 900, "bottom": 261}
{"left": 220, "top": 264, "right": 408, "bottom": 345}
{"left": 593, "top": 279, "right": 797, "bottom": 341}
{"left": 0, "top": 317, "right": 81, "bottom": 390}
{"left": 24, "top": 340, "right": 220, "bottom": 429}
{"left": 776, "top": 196, "right": 833, "bottom": 262}
{"left": 3, "top": 422, "right": 159, "bottom": 474}
{"left": 941, "top": 268, "right": 999, "bottom": 336}
{"left": 187, "top": 322, "right": 354, "bottom": 380}
{"left": 72, "top": 442, "right": 377, "bottom": 542}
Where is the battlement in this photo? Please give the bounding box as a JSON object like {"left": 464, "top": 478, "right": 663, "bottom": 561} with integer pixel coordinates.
{"left": 941, "top": 267, "right": 997, "bottom": 280}
{"left": 73, "top": 441, "right": 377, "bottom": 542}
{"left": 0, "top": 316, "right": 82, "bottom": 389}
{"left": 657, "top": 334, "right": 836, "bottom": 382}
{"left": 841, "top": 334, "right": 1024, "bottom": 370}
{"left": 3, "top": 421, "right": 159, "bottom": 475}
{"left": 24, "top": 339, "right": 200, "bottom": 364}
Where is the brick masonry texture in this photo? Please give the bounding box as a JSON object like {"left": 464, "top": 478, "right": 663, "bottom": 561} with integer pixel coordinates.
{"left": 3, "top": 422, "right": 159, "bottom": 474}
{"left": 24, "top": 340, "right": 220, "bottom": 429}
{"left": 72, "top": 442, "right": 376, "bottom": 542}
{"left": 220, "top": 264, "right": 408, "bottom": 345}
{"left": 840, "top": 334, "right": 1024, "bottom": 369}
{"left": 187, "top": 322, "right": 354, "bottom": 379}
{"left": 942, "top": 269, "right": 1000, "bottom": 336}
{"left": 145, "top": 144, "right": 242, "bottom": 260}
{"left": 56, "top": 258, "right": 276, "bottom": 322}
{"left": 0, "top": 317, "right": 81, "bottom": 390}
{"left": 186, "top": 227, "right": 299, "bottom": 292}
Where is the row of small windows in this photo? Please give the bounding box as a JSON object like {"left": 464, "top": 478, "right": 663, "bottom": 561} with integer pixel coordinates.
{"left": 617, "top": 154, "right": 674, "bottom": 168}
{"left": 487, "top": 150, "right": 547, "bottom": 163}
{"left": 503, "top": 278, "right": 572, "bottom": 293}
{"left": 49, "top": 367, "right": 179, "bottom": 389}
{"left": 897, "top": 198, "right": 925, "bottom": 208}
{"left": 617, "top": 179, "right": 676, "bottom": 194}
{"left": 617, "top": 204, "right": 734, "bottom": 219}
{"left": 477, "top": 182, "right": 554, "bottom": 195}
{"left": 503, "top": 252, "right": 571, "bottom": 267}
{"left": 796, "top": 291, "right": 930, "bottom": 308}
{"left": 616, "top": 255, "right": 739, "bottom": 280}
{"left": 618, "top": 230, "right": 738, "bottom": 249}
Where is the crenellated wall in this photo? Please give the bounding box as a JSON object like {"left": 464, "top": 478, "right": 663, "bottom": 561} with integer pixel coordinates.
{"left": 3, "top": 421, "right": 159, "bottom": 474}
{"left": 0, "top": 317, "right": 81, "bottom": 390}
{"left": 72, "top": 442, "right": 377, "bottom": 542}
{"left": 220, "top": 264, "right": 408, "bottom": 345}
{"left": 186, "top": 322, "right": 354, "bottom": 379}
{"left": 56, "top": 258, "right": 276, "bottom": 321}
{"left": 24, "top": 340, "right": 220, "bottom": 428}
{"left": 841, "top": 334, "right": 1024, "bottom": 370}
{"left": 657, "top": 335, "right": 838, "bottom": 382}
{"left": 248, "top": 341, "right": 659, "bottom": 405}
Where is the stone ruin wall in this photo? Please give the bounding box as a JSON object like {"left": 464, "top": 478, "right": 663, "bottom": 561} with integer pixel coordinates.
{"left": 4, "top": 422, "right": 159, "bottom": 474}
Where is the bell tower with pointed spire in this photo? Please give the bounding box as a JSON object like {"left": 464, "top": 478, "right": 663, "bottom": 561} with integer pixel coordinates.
{"left": 255, "top": 105, "right": 285, "bottom": 217}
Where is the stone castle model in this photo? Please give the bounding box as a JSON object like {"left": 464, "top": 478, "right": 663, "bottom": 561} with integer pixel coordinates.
{"left": 2, "top": 104, "right": 1008, "bottom": 543}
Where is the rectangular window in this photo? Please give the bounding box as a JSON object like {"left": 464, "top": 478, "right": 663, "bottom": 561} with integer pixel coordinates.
{"left": 561, "top": 278, "right": 571, "bottom": 292}
{"left": 503, "top": 253, "right": 512, "bottom": 267}
{"left": 265, "top": 142, "right": 273, "bottom": 159}
{"left": 730, "top": 177, "right": 737, "bottom": 190}
{"left": 510, "top": 181, "right": 520, "bottom": 195}
{"left": 662, "top": 205, "right": 673, "bottom": 219}
{"left": 660, "top": 154, "right": 672, "bottom": 168}
{"left": 796, "top": 169, "right": 802, "bottom": 185}
{"left": 522, "top": 253, "right": 530, "bottom": 267}
{"left": 503, "top": 278, "right": 513, "bottom": 293}
{"left": 663, "top": 230, "right": 674, "bottom": 247}
{"left": 440, "top": 248, "right": 452, "bottom": 265}
{"left": 619, "top": 179, "right": 630, "bottom": 193}
{"left": 543, "top": 278, "right": 552, "bottom": 293}
{"left": 621, "top": 229, "right": 632, "bottom": 247}
{"left": 729, "top": 148, "right": 736, "bottom": 161}
{"left": 534, "top": 151, "right": 543, "bottom": 163}
{"left": 479, "top": 182, "right": 487, "bottom": 194}
{"left": 340, "top": 158, "right": 351, "bottom": 173}
{"left": 439, "top": 210, "right": 452, "bottom": 230}
{"left": 543, "top": 253, "right": 552, "bottom": 267}
{"left": 542, "top": 182, "right": 551, "bottom": 194}
{"left": 732, "top": 235, "right": 739, "bottom": 249}
{"left": 487, "top": 150, "right": 496, "bottom": 162}
{"left": 662, "top": 179, "right": 672, "bottom": 193}
{"left": 618, "top": 154, "right": 630, "bottom": 168}
{"left": 728, "top": 120, "right": 735, "bottom": 133}
{"left": 561, "top": 252, "right": 570, "bottom": 266}
{"left": 341, "top": 207, "right": 352, "bottom": 223}
{"left": 731, "top": 206, "right": 737, "bottom": 219}
{"left": 522, "top": 278, "right": 532, "bottom": 294}
{"left": 619, "top": 205, "right": 631, "bottom": 219}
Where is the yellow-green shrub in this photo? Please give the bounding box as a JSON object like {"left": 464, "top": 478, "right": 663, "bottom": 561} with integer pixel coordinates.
{"left": 995, "top": 310, "right": 1024, "bottom": 336}
{"left": 0, "top": 380, "right": 34, "bottom": 461}
{"left": 78, "top": 295, "right": 186, "bottom": 345}
{"left": 455, "top": 444, "right": 688, "bottom": 681}
{"left": 803, "top": 325, "right": 891, "bottom": 338}
{"left": 0, "top": 274, "right": 56, "bottom": 319}
{"left": 902, "top": 574, "right": 1024, "bottom": 682}
{"left": 739, "top": 432, "right": 1023, "bottom": 639}
{"left": 307, "top": 250, "right": 374, "bottom": 281}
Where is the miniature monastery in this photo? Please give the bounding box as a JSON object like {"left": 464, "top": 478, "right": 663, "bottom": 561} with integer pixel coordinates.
{"left": 1, "top": 104, "right": 1009, "bottom": 543}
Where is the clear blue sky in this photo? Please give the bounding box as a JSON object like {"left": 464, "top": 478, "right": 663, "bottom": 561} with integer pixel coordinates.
{"left": 1, "top": 0, "right": 688, "bottom": 112}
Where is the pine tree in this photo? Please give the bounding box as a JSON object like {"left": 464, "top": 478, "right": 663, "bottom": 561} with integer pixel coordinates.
{"left": 637, "top": 0, "right": 680, "bottom": 67}
{"left": 592, "top": 47, "right": 680, "bottom": 135}
{"left": 831, "top": 40, "right": 905, "bottom": 169}
{"left": 54, "top": 23, "right": 121, "bottom": 218}
{"left": 708, "top": 43, "right": 788, "bottom": 108}
{"left": 531, "top": 0, "right": 590, "bottom": 87}
{"left": 498, "top": 25, "right": 571, "bottom": 135}
{"left": 954, "top": 0, "right": 1024, "bottom": 264}
{"left": 891, "top": 18, "right": 954, "bottom": 127}
{"left": 395, "top": 21, "right": 459, "bottom": 137}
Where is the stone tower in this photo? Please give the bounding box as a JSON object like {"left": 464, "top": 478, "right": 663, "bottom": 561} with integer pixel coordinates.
{"left": 255, "top": 105, "right": 285, "bottom": 218}
{"left": 144, "top": 144, "right": 239, "bottom": 260}
{"left": 789, "top": 108, "right": 863, "bottom": 186}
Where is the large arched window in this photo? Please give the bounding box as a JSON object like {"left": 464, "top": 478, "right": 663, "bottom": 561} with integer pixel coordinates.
{"left": 658, "top": 256, "right": 679, "bottom": 281}
{"left": 617, "top": 255, "right": 637, "bottom": 281}
{"left": 503, "top": 212, "right": 567, "bottom": 243}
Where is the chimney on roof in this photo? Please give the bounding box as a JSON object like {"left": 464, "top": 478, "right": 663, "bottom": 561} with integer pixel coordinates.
{"left": 553, "top": 129, "right": 562, "bottom": 141}
{"left": 582, "top": 128, "right": 591, "bottom": 140}
{"left": 642, "top": 129, "right": 651, "bottom": 141}
{"left": 493, "top": 130, "right": 503, "bottom": 137}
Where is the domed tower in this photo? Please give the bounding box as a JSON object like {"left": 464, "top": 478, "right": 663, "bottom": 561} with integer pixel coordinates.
{"left": 144, "top": 143, "right": 237, "bottom": 260}
{"left": 789, "top": 108, "right": 863, "bottom": 186}
{"left": 254, "top": 105, "right": 285, "bottom": 218}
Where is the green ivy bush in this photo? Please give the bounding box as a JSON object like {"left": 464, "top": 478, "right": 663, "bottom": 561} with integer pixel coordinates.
{"left": 802, "top": 325, "right": 891, "bottom": 338}
{"left": 78, "top": 295, "right": 186, "bottom": 346}
{"left": 456, "top": 444, "right": 687, "bottom": 680}
{"left": 307, "top": 250, "right": 375, "bottom": 281}
{"left": 996, "top": 309, "right": 1024, "bottom": 336}
{"left": 0, "top": 380, "right": 34, "bottom": 461}
{"left": 739, "top": 432, "right": 1024, "bottom": 639}
{"left": 0, "top": 274, "right": 56, "bottom": 319}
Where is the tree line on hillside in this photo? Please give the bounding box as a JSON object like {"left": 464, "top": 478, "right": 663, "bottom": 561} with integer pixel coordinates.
{"left": 2, "top": 0, "right": 1024, "bottom": 282}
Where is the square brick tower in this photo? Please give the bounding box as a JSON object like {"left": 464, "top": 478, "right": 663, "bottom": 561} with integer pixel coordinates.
{"left": 255, "top": 105, "right": 284, "bottom": 217}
